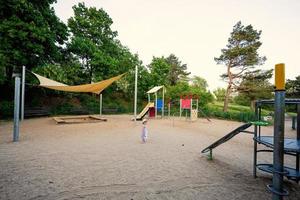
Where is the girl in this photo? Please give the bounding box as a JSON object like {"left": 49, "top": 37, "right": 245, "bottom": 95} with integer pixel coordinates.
{"left": 141, "top": 119, "right": 148, "bottom": 143}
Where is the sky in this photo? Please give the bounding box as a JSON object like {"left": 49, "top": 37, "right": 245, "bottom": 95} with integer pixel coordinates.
{"left": 53, "top": 0, "right": 300, "bottom": 90}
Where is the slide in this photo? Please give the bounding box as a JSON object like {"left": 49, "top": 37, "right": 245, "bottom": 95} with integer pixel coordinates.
{"left": 201, "top": 123, "right": 252, "bottom": 154}
{"left": 136, "top": 102, "right": 154, "bottom": 120}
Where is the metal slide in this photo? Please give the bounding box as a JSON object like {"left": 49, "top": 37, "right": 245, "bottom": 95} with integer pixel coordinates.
{"left": 136, "top": 102, "right": 154, "bottom": 120}
{"left": 201, "top": 123, "right": 252, "bottom": 154}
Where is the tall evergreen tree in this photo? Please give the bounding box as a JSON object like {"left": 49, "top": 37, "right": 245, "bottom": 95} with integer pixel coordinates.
{"left": 215, "top": 21, "right": 266, "bottom": 111}
{"left": 166, "top": 54, "right": 190, "bottom": 85}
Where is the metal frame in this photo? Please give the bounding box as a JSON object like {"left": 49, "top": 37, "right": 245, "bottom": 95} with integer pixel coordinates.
{"left": 253, "top": 98, "right": 300, "bottom": 199}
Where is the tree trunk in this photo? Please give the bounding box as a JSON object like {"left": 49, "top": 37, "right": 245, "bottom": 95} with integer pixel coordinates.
{"left": 250, "top": 99, "right": 255, "bottom": 111}
{"left": 223, "top": 84, "right": 231, "bottom": 112}
{"left": 223, "top": 64, "right": 233, "bottom": 112}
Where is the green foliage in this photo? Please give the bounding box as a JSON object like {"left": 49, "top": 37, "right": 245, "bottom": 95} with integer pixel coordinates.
{"left": 286, "top": 75, "right": 300, "bottom": 98}
{"left": 237, "top": 69, "right": 273, "bottom": 109}
{"left": 166, "top": 54, "right": 190, "bottom": 85}
{"left": 203, "top": 102, "right": 270, "bottom": 122}
{"left": 67, "top": 2, "right": 123, "bottom": 83}
{"left": 214, "top": 21, "right": 266, "bottom": 111}
{"left": 148, "top": 54, "right": 190, "bottom": 87}
{"left": 191, "top": 76, "right": 208, "bottom": 91}
{"left": 166, "top": 82, "right": 213, "bottom": 107}
{"left": 148, "top": 56, "right": 170, "bottom": 86}
{"left": 0, "top": 100, "right": 14, "bottom": 118}
{"left": 0, "top": 0, "right": 68, "bottom": 79}
{"left": 215, "top": 21, "right": 266, "bottom": 72}
{"left": 213, "top": 87, "right": 226, "bottom": 101}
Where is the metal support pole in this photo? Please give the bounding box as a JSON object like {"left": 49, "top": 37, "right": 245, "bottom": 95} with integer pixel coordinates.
{"left": 253, "top": 102, "right": 258, "bottom": 178}
{"left": 162, "top": 86, "right": 164, "bottom": 118}
{"left": 13, "top": 74, "right": 21, "bottom": 142}
{"left": 148, "top": 94, "right": 150, "bottom": 103}
{"left": 272, "top": 91, "right": 285, "bottom": 200}
{"left": 21, "top": 66, "right": 25, "bottom": 121}
{"left": 155, "top": 92, "right": 157, "bottom": 118}
{"left": 271, "top": 63, "right": 286, "bottom": 200}
{"left": 180, "top": 99, "right": 182, "bottom": 118}
{"left": 296, "top": 104, "right": 300, "bottom": 174}
{"left": 99, "top": 93, "right": 102, "bottom": 116}
{"left": 292, "top": 116, "right": 296, "bottom": 130}
{"left": 134, "top": 65, "right": 138, "bottom": 121}
{"left": 297, "top": 104, "right": 300, "bottom": 140}
{"left": 168, "top": 101, "right": 170, "bottom": 118}
{"left": 190, "top": 99, "right": 193, "bottom": 120}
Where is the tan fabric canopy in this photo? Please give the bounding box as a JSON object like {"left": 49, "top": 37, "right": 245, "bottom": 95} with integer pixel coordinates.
{"left": 32, "top": 72, "right": 125, "bottom": 94}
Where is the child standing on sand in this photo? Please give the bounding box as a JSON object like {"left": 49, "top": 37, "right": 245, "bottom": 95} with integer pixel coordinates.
{"left": 141, "top": 119, "right": 148, "bottom": 143}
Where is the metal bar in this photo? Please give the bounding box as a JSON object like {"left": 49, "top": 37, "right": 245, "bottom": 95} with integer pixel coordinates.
{"left": 297, "top": 104, "right": 300, "bottom": 140}
{"left": 272, "top": 91, "right": 285, "bottom": 200}
{"left": 99, "top": 93, "right": 102, "bottom": 116}
{"left": 190, "top": 99, "right": 193, "bottom": 120}
{"left": 259, "top": 106, "right": 261, "bottom": 137}
{"left": 292, "top": 116, "right": 296, "bottom": 130}
{"left": 13, "top": 75, "right": 21, "bottom": 142}
{"left": 162, "top": 86, "right": 164, "bottom": 117}
{"left": 21, "top": 66, "right": 25, "bottom": 121}
{"left": 168, "top": 101, "right": 170, "bottom": 118}
{"left": 296, "top": 105, "right": 300, "bottom": 176}
{"left": 155, "top": 92, "right": 157, "bottom": 118}
{"left": 179, "top": 99, "right": 182, "bottom": 118}
{"left": 134, "top": 65, "right": 138, "bottom": 121}
{"left": 253, "top": 102, "right": 258, "bottom": 178}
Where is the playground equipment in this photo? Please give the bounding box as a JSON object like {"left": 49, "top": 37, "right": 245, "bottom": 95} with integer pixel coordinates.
{"left": 12, "top": 71, "right": 125, "bottom": 141}
{"left": 201, "top": 64, "right": 300, "bottom": 200}
{"left": 167, "top": 95, "right": 211, "bottom": 122}
{"left": 136, "top": 86, "right": 165, "bottom": 120}
{"left": 179, "top": 95, "right": 199, "bottom": 121}
{"left": 253, "top": 98, "right": 300, "bottom": 198}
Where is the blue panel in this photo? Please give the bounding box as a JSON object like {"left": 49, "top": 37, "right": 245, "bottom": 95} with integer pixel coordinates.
{"left": 156, "top": 99, "right": 163, "bottom": 110}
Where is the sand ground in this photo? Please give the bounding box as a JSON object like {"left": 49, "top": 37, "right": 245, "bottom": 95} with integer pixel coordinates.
{"left": 0, "top": 115, "right": 299, "bottom": 200}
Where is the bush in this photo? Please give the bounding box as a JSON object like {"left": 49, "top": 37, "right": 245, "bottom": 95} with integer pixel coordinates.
{"left": 0, "top": 100, "right": 14, "bottom": 118}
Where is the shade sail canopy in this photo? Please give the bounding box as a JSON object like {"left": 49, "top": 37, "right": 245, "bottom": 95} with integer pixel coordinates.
{"left": 147, "top": 86, "right": 164, "bottom": 94}
{"left": 32, "top": 72, "right": 125, "bottom": 94}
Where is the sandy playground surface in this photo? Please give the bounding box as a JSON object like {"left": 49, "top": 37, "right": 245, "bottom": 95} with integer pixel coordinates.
{"left": 0, "top": 115, "right": 299, "bottom": 200}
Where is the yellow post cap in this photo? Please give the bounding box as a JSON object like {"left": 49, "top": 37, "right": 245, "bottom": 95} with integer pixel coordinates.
{"left": 275, "top": 63, "right": 285, "bottom": 90}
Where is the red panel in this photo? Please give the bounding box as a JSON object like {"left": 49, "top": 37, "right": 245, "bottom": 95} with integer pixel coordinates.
{"left": 181, "top": 99, "right": 191, "bottom": 109}
{"left": 149, "top": 107, "right": 155, "bottom": 117}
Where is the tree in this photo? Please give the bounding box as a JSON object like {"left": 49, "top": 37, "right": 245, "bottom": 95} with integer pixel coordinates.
{"left": 237, "top": 69, "right": 273, "bottom": 109}
{"left": 148, "top": 54, "right": 190, "bottom": 87}
{"left": 213, "top": 87, "right": 226, "bottom": 101}
{"left": 166, "top": 54, "right": 190, "bottom": 85}
{"left": 148, "top": 56, "right": 170, "bottom": 86}
{"left": 286, "top": 75, "right": 300, "bottom": 98}
{"left": 0, "top": 0, "right": 68, "bottom": 83}
{"left": 215, "top": 21, "right": 266, "bottom": 111}
{"left": 191, "top": 75, "right": 208, "bottom": 91}
{"left": 67, "top": 2, "right": 117, "bottom": 83}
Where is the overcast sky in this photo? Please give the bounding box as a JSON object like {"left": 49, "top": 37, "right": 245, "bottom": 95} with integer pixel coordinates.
{"left": 53, "top": 0, "right": 300, "bottom": 90}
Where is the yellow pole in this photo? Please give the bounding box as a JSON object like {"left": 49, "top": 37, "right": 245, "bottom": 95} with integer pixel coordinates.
{"left": 275, "top": 63, "right": 285, "bottom": 91}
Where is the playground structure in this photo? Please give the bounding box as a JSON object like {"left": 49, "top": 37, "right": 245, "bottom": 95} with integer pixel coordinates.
{"left": 179, "top": 95, "right": 199, "bottom": 121}
{"left": 12, "top": 70, "right": 125, "bottom": 140}
{"left": 253, "top": 99, "right": 300, "bottom": 196}
{"left": 167, "top": 95, "right": 210, "bottom": 122}
{"left": 136, "top": 86, "right": 165, "bottom": 120}
{"left": 201, "top": 64, "right": 300, "bottom": 200}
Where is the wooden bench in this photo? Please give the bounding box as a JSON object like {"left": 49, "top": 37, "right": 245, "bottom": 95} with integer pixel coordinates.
{"left": 24, "top": 107, "right": 50, "bottom": 118}
{"left": 102, "top": 108, "right": 118, "bottom": 114}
